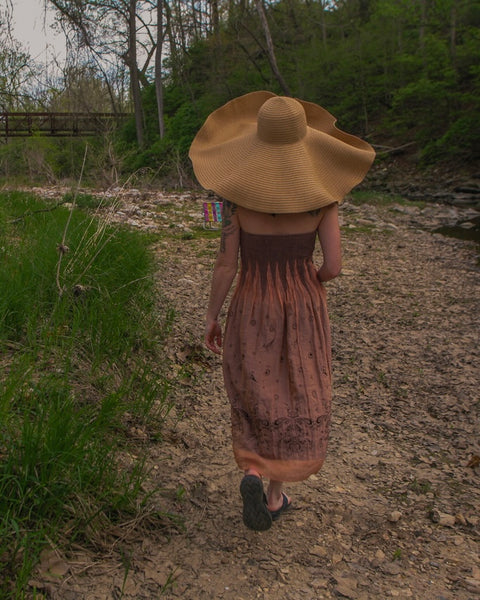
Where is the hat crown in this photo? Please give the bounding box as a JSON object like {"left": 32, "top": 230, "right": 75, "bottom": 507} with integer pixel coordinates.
{"left": 257, "top": 96, "right": 307, "bottom": 144}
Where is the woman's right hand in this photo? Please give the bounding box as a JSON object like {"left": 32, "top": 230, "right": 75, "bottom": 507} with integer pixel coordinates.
{"left": 205, "top": 319, "right": 222, "bottom": 354}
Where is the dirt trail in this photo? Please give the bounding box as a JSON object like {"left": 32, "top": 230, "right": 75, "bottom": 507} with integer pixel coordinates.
{"left": 35, "top": 192, "right": 479, "bottom": 600}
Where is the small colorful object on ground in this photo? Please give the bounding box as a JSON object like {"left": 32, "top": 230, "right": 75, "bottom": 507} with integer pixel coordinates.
{"left": 203, "top": 201, "right": 223, "bottom": 229}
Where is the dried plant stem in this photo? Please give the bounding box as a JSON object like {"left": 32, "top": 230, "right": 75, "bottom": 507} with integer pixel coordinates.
{"left": 56, "top": 144, "right": 89, "bottom": 296}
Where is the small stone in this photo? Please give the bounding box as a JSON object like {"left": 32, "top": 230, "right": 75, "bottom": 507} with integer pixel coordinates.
{"left": 332, "top": 552, "right": 344, "bottom": 564}
{"left": 388, "top": 511, "right": 403, "bottom": 523}
{"left": 389, "top": 589, "right": 413, "bottom": 598}
{"left": 464, "top": 578, "right": 480, "bottom": 593}
{"left": 375, "top": 549, "right": 386, "bottom": 562}
{"left": 335, "top": 576, "right": 358, "bottom": 598}
{"left": 459, "top": 221, "right": 476, "bottom": 229}
{"left": 310, "top": 545, "right": 327, "bottom": 558}
{"left": 430, "top": 510, "right": 456, "bottom": 527}
{"left": 309, "top": 578, "right": 328, "bottom": 590}
{"left": 382, "top": 562, "right": 403, "bottom": 576}
{"left": 382, "top": 223, "right": 398, "bottom": 231}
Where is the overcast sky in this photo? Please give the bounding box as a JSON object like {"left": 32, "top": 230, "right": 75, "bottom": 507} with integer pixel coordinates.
{"left": 5, "top": 0, "right": 66, "bottom": 61}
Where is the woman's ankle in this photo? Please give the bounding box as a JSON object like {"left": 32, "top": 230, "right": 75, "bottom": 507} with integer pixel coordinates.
{"left": 267, "top": 493, "right": 284, "bottom": 512}
{"left": 267, "top": 481, "right": 285, "bottom": 510}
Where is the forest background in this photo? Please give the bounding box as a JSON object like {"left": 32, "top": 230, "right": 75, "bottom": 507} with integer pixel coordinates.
{"left": 1, "top": 0, "right": 479, "bottom": 186}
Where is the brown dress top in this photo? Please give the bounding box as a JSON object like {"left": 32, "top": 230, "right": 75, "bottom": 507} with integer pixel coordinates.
{"left": 223, "top": 229, "right": 332, "bottom": 482}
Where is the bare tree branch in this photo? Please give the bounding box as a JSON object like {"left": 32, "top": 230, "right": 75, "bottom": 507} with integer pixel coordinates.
{"left": 254, "top": 0, "right": 291, "bottom": 95}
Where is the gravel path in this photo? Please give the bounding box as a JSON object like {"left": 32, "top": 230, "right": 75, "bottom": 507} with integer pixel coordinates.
{"left": 34, "top": 191, "right": 480, "bottom": 600}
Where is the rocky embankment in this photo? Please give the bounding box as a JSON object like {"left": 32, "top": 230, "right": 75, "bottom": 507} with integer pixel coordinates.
{"left": 366, "top": 159, "right": 480, "bottom": 209}
{"left": 15, "top": 157, "right": 480, "bottom": 245}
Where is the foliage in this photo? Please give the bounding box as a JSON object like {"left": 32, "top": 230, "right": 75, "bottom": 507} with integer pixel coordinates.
{"left": 0, "top": 191, "right": 175, "bottom": 597}
{"left": 0, "top": 136, "right": 123, "bottom": 186}
{"left": 2, "top": 0, "right": 479, "bottom": 184}
{"left": 117, "top": 85, "right": 207, "bottom": 179}
{"left": 118, "top": 0, "right": 479, "bottom": 174}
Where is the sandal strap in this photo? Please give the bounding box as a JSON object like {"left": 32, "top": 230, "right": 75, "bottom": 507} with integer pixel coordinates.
{"left": 269, "top": 492, "right": 291, "bottom": 520}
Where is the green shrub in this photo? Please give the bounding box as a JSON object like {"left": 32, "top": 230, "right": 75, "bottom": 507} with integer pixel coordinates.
{"left": 422, "top": 113, "right": 480, "bottom": 162}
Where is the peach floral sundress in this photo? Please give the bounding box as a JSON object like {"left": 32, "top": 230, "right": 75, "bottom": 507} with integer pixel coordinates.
{"left": 223, "top": 229, "right": 332, "bottom": 482}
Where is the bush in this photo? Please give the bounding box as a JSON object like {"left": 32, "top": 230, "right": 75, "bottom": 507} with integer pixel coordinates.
{"left": 422, "top": 113, "right": 480, "bottom": 163}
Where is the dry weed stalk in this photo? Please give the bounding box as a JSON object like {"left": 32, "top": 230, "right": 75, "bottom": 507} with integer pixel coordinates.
{"left": 55, "top": 149, "right": 144, "bottom": 297}
{"left": 56, "top": 144, "right": 89, "bottom": 296}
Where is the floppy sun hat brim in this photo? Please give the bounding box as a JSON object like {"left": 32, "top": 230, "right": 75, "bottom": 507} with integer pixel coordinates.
{"left": 189, "top": 91, "right": 375, "bottom": 214}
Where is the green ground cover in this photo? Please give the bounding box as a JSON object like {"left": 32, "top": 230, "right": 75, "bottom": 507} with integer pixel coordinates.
{"left": 0, "top": 191, "right": 175, "bottom": 598}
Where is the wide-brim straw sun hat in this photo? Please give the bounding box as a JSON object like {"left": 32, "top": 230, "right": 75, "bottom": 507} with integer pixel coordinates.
{"left": 189, "top": 90, "right": 376, "bottom": 214}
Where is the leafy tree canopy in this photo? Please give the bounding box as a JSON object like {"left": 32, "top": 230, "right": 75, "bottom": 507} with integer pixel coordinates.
{"left": 123, "top": 0, "right": 479, "bottom": 175}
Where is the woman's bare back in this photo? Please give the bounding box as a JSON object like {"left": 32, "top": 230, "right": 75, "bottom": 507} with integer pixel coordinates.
{"left": 236, "top": 206, "right": 325, "bottom": 235}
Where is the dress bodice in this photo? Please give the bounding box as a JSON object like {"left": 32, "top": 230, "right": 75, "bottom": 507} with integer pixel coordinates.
{"left": 239, "top": 230, "right": 317, "bottom": 293}
{"left": 240, "top": 230, "right": 316, "bottom": 265}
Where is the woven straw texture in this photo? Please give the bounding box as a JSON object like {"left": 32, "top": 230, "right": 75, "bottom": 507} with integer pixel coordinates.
{"left": 189, "top": 91, "right": 375, "bottom": 213}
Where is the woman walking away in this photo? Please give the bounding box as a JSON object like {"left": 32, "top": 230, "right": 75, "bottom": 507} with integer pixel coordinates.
{"left": 189, "top": 91, "right": 375, "bottom": 531}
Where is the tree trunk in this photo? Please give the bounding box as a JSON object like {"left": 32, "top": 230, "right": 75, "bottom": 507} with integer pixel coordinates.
{"left": 320, "top": 0, "right": 328, "bottom": 49}
{"left": 419, "top": 0, "right": 427, "bottom": 69}
{"left": 211, "top": 0, "right": 219, "bottom": 38}
{"left": 191, "top": 0, "right": 199, "bottom": 38}
{"left": 155, "top": 0, "right": 165, "bottom": 139}
{"left": 128, "top": 0, "right": 144, "bottom": 147}
{"left": 450, "top": 0, "right": 457, "bottom": 72}
{"left": 254, "top": 0, "right": 291, "bottom": 96}
{"left": 175, "top": 0, "right": 188, "bottom": 54}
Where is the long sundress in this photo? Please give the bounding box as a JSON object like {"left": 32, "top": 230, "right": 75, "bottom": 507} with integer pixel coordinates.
{"left": 223, "top": 229, "right": 332, "bottom": 482}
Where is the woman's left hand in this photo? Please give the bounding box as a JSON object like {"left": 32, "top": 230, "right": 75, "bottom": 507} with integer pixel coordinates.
{"left": 205, "top": 319, "right": 222, "bottom": 354}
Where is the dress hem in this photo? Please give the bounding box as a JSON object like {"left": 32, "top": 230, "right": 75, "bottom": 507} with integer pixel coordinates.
{"left": 234, "top": 448, "right": 325, "bottom": 482}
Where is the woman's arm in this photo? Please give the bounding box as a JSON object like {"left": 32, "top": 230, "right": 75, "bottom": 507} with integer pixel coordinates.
{"left": 317, "top": 202, "right": 342, "bottom": 282}
{"left": 205, "top": 200, "right": 240, "bottom": 354}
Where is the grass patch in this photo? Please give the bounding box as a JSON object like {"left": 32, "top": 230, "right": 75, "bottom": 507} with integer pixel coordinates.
{"left": 350, "top": 190, "right": 426, "bottom": 209}
{"left": 62, "top": 191, "right": 115, "bottom": 210}
{"left": 349, "top": 190, "right": 397, "bottom": 206}
{"left": 408, "top": 478, "right": 433, "bottom": 495}
{"left": 0, "top": 191, "right": 176, "bottom": 598}
{"left": 178, "top": 227, "right": 221, "bottom": 241}
{"left": 341, "top": 223, "right": 376, "bottom": 235}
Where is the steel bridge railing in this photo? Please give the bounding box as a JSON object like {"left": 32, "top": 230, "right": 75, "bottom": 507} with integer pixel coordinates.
{"left": 0, "top": 112, "right": 131, "bottom": 137}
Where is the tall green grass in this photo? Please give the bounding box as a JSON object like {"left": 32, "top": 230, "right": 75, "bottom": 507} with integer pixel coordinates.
{"left": 0, "top": 191, "right": 175, "bottom": 598}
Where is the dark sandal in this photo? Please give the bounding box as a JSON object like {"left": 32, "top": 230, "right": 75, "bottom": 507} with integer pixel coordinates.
{"left": 240, "top": 475, "right": 272, "bottom": 531}
{"left": 269, "top": 492, "right": 292, "bottom": 521}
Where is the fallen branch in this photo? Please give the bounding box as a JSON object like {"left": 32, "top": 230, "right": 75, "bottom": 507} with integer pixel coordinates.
{"left": 374, "top": 142, "right": 416, "bottom": 155}
{"left": 8, "top": 200, "right": 70, "bottom": 224}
